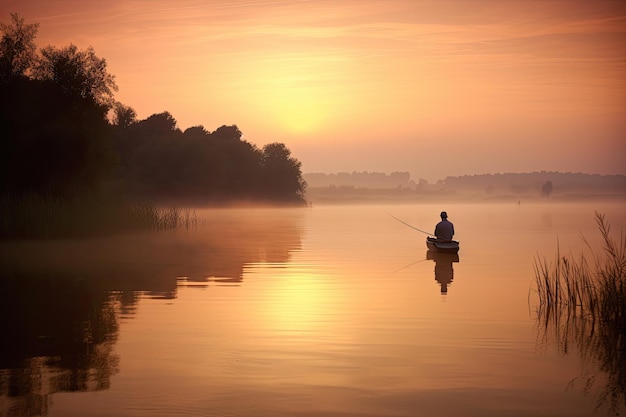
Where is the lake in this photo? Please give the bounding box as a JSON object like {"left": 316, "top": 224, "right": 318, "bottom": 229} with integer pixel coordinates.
{"left": 1, "top": 200, "right": 625, "bottom": 417}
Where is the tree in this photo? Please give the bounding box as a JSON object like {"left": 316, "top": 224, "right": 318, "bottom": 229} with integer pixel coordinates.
{"left": 183, "top": 126, "right": 209, "bottom": 140}
{"left": 208, "top": 125, "right": 260, "bottom": 196}
{"left": 260, "top": 142, "right": 306, "bottom": 202}
{"left": 111, "top": 116, "right": 307, "bottom": 203}
{"left": 0, "top": 15, "right": 116, "bottom": 195}
{"left": 0, "top": 77, "right": 115, "bottom": 195}
{"left": 111, "top": 112, "right": 190, "bottom": 195}
{"left": 542, "top": 180, "right": 553, "bottom": 199}
{"left": 136, "top": 111, "right": 179, "bottom": 137}
{"left": 111, "top": 102, "right": 136, "bottom": 129}
{"left": 0, "top": 13, "right": 38, "bottom": 82}
{"left": 33, "top": 44, "right": 117, "bottom": 108}
{"left": 212, "top": 125, "right": 243, "bottom": 142}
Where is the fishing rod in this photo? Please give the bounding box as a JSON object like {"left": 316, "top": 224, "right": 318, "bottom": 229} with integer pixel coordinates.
{"left": 385, "top": 211, "right": 434, "bottom": 237}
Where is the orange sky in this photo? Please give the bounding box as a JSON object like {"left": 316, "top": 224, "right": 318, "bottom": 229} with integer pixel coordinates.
{"left": 2, "top": 0, "right": 625, "bottom": 181}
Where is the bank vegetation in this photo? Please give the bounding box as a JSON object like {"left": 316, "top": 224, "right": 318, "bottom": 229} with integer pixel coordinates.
{"left": 1, "top": 13, "right": 306, "bottom": 238}
{"left": 534, "top": 213, "right": 625, "bottom": 415}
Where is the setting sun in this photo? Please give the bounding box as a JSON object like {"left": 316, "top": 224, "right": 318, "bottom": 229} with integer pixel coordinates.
{"left": 233, "top": 51, "right": 354, "bottom": 136}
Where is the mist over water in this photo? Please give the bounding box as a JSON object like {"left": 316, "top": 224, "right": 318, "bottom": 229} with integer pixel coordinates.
{"left": 1, "top": 201, "right": 625, "bottom": 416}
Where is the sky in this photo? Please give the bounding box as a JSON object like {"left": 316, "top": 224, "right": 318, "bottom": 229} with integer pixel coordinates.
{"left": 2, "top": 0, "right": 625, "bottom": 182}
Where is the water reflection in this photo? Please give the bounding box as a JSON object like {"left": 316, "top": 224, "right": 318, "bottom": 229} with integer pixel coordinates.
{"left": 0, "top": 275, "right": 124, "bottom": 416}
{"left": 0, "top": 208, "right": 304, "bottom": 416}
{"left": 427, "top": 251, "right": 459, "bottom": 294}
{"left": 175, "top": 209, "right": 303, "bottom": 286}
{"left": 536, "top": 297, "right": 626, "bottom": 415}
{"left": 534, "top": 212, "right": 626, "bottom": 416}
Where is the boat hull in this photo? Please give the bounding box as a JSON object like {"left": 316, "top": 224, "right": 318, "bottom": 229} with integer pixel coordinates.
{"left": 426, "top": 237, "right": 460, "bottom": 254}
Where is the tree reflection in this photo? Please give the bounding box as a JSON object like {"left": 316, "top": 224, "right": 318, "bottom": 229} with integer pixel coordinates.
{"left": 0, "top": 208, "right": 304, "bottom": 416}
{"left": 173, "top": 209, "right": 303, "bottom": 285}
{"left": 0, "top": 276, "right": 128, "bottom": 416}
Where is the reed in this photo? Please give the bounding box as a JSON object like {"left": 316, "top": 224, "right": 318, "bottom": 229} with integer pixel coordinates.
{"left": 0, "top": 192, "right": 197, "bottom": 239}
{"left": 534, "top": 212, "right": 625, "bottom": 415}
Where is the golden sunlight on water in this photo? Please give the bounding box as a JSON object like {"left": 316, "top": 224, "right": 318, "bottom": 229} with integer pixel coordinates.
{"left": 2, "top": 202, "right": 624, "bottom": 416}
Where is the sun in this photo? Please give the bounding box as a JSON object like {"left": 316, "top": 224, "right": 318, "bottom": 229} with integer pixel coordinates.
{"left": 264, "top": 84, "right": 331, "bottom": 135}
{"left": 237, "top": 51, "right": 352, "bottom": 137}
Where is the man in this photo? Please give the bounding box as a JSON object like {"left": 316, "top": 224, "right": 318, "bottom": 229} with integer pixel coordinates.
{"left": 434, "top": 211, "right": 454, "bottom": 242}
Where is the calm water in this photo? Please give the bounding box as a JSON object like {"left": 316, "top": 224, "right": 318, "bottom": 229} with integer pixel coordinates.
{"left": 1, "top": 201, "right": 625, "bottom": 417}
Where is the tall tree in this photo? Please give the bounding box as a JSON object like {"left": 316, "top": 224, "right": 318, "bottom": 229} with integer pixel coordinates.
{"left": 260, "top": 142, "right": 306, "bottom": 202}
{"left": 0, "top": 15, "right": 116, "bottom": 195}
{"left": 0, "top": 13, "right": 38, "bottom": 82}
{"left": 33, "top": 44, "right": 117, "bottom": 108}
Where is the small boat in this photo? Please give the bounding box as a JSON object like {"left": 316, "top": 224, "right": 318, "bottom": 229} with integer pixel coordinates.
{"left": 426, "top": 237, "right": 460, "bottom": 254}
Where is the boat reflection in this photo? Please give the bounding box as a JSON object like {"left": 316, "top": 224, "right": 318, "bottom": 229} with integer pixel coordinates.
{"left": 427, "top": 251, "right": 459, "bottom": 294}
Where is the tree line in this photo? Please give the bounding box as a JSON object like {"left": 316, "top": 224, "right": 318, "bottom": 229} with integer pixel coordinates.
{"left": 0, "top": 13, "right": 306, "bottom": 204}
{"left": 304, "top": 171, "right": 413, "bottom": 189}
{"left": 305, "top": 170, "right": 625, "bottom": 195}
{"left": 441, "top": 172, "right": 625, "bottom": 197}
{"left": 304, "top": 170, "right": 625, "bottom": 203}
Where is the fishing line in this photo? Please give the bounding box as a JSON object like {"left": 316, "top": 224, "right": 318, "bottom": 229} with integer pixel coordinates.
{"left": 385, "top": 211, "right": 434, "bottom": 236}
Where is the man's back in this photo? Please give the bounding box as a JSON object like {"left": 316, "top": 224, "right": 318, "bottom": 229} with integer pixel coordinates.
{"left": 435, "top": 219, "right": 454, "bottom": 242}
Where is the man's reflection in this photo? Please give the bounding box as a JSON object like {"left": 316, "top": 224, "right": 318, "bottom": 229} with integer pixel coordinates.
{"left": 427, "top": 251, "right": 460, "bottom": 294}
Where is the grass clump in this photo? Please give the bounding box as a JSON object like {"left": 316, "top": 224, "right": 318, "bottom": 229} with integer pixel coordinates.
{"left": 534, "top": 212, "right": 625, "bottom": 415}
{"left": 0, "top": 192, "right": 197, "bottom": 239}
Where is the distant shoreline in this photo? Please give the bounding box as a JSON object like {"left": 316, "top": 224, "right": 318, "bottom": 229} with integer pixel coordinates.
{"left": 304, "top": 186, "right": 626, "bottom": 205}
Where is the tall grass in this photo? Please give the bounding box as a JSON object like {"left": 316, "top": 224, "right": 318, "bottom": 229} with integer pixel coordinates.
{"left": 0, "top": 192, "right": 197, "bottom": 239}
{"left": 534, "top": 212, "right": 625, "bottom": 415}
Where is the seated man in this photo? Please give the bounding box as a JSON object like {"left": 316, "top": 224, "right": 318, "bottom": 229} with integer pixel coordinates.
{"left": 434, "top": 211, "right": 454, "bottom": 242}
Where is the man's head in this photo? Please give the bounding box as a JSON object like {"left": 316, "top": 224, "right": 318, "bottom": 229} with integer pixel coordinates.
{"left": 440, "top": 211, "right": 448, "bottom": 219}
